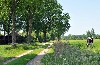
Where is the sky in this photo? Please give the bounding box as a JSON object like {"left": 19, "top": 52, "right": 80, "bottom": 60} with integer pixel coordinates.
{"left": 57, "top": 0, "right": 100, "bottom": 36}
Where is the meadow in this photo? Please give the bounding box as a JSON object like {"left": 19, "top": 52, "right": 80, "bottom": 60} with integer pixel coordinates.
{"left": 68, "top": 39, "right": 100, "bottom": 53}
{"left": 41, "top": 39, "right": 100, "bottom": 65}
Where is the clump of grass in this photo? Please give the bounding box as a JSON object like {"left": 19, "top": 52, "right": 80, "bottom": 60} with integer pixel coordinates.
{"left": 41, "top": 41, "right": 100, "bottom": 65}
{"left": 0, "top": 56, "right": 3, "bottom": 65}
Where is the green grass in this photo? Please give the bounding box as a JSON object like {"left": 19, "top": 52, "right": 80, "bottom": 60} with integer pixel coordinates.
{"left": 0, "top": 45, "right": 27, "bottom": 61}
{"left": 6, "top": 48, "right": 44, "bottom": 65}
{"left": 0, "top": 56, "right": 3, "bottom": 65}
{"left": 68, "top": 39, "right": 100, "bottom": 53}
{"left": 5, "top": 42, "right": 49, "bottom": 65}
{"left": 0, "top": 42, "right": 43, "bottom": 61}
{"left": 41, "top": 40, "right": 100, "bottom": 65}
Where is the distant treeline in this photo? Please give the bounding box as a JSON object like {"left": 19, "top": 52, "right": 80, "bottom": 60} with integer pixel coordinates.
{"left": 62, "top": 28, "right": 100, "bottom": 40}
{"left": 62, "top": 34, "right": 100, "bottom": 40}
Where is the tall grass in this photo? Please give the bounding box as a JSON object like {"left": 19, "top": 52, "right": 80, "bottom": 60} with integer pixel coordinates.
{"left": 41, "top": 41, "right": 100, "bottom": 65}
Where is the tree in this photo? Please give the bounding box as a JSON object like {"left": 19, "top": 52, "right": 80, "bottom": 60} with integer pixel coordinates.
{"left": 86, "top": 30, "right": 91, "bottom": 37}
{"left": 1, "top": 0, "right": 22, "bottom": 47}
{"left": 11, "top": 0, "right": 19, "bottom": 47}
{"left": 0, "top": 0, "right": 71, "bottom": 44}
{"left": 40, "top": 0, "right": 60, "bottom": 42}
{"left": 91, "top": 28, "right": 95, "bottom": 37}
{"left": 86, "top": 28, "right": 95, "bottom": 38}
{"left": 53, "top": 13, "right": 70, "bottom": 41}
{"left": 38, "top": 0, "right": 71, "bottom": 42}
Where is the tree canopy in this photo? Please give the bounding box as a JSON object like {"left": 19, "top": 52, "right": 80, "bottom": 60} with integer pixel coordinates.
{"left": 0, "top": 0, "right": 71, "bottom": 45}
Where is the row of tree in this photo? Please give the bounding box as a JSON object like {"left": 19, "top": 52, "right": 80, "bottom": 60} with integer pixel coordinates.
{"left": 0, "top": 0, "right": 70, "bottom": 46}
{"left": 62, "top": 28, "right": 100, "bottom": 40}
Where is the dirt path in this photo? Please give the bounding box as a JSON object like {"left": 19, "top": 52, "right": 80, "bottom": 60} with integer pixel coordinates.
{"left": 26, "top": 43, "right": 53, "bottom": 65}
{"left": 4, "top": 50, "right": 33, "bottom": 64}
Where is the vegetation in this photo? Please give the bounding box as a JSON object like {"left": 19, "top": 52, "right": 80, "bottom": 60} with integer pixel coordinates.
{"left": 1, "top": 0, "right": 100, "bottom": 65}
{"left": 68, "top": 39, "right": 100, "bottom": 52}
{"left": 0, "top": 0, "right": 71, "bottom": 64}
{"left": 0, "top": 0, "right": 70, "bottom": 45}
{"left": 62, "top": 28, "right": 100, "bottom": 40}
{"left": 0, "top": 42, "right": 44, "bottom": 62}
{"left": 0, "top": 56, "right": 3, "bottom": 65}
{"left": 6, "top": 48, "right": 44, "bottom": 65}
{"left": 41, "top": 40, "right": 100, "bottom": 65}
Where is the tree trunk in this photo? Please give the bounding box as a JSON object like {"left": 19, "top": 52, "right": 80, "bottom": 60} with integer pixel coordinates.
{"left": 11, "top": 0, "right": 16, "bottom": 48}
{"left": 57, "top": 34, "right": 60, "bottom": 41}
{"left": 27, "top": 19, "right": 32, "bottom": 44}
{"left": 8, "top": 12, "right": 11, "bottom": 44}
{"left": 43, "top": 30, "right": 46, "bottom": 43}
{"left": 27, "top": 10, "right": 32, "bottom": 44}
{"left": 7, "top": 32, "right": 10, "bottom": 44}
{"left": 36, "top": 31, "right": 39, "bottom": 41}
{"left": 26, "top": 30, "right": 28, "bottom": 43}
{"left": 7, "top": 21, "right": 10, "bottom": 44}
{"left": 3, "top": 22, "right": 6, "bottom": 43}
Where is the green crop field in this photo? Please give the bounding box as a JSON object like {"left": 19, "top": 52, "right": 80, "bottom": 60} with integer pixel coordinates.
{"left": 41, "top": 39, "right": 100, "bottom": 65}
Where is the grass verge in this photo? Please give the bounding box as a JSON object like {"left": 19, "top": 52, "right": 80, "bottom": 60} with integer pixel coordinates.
{"left": 0, "top": 42, "right": 43, "bottom": 61}
{"left": 6, "top": 48, "right": 44, "bottom": 65}
{"left": 41, "top": 41, "right": 100, "bottom": 65}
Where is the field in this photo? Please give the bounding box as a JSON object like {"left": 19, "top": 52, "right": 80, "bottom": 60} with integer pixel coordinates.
{"left": 1, "top": 39, "right": 100, "bottom": 65}
{"left": 68, "top": 39, "right": 100, "bottom": 53}
{"left": 41, "top": 39, "right": 100, "bottom": 65}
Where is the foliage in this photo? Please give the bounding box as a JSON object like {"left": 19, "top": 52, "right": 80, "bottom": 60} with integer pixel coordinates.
{"left": 62, "top": 34, "right": 87, "bottom": 40}
{"left": 41, "top": 41, "right": 100, "bottom": 65}
{"left": 0, "top": 0, "right": 71, "bottom": 44}
{"left": 62, "top": 28, "right": 100, "bottom": 40}
{"left": 86, "top": 28, "right": 95, "bottom": 37}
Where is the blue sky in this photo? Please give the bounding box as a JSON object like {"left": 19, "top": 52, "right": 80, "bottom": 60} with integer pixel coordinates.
{"left": 57, "top": 0, "right": 100, "bottom": 36}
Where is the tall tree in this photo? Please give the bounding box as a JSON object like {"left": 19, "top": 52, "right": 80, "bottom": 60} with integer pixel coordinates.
{"left": 86, "top": 28, "right": 95, "bottom": 38}
{"left": 11, "top": 0, "right": 17, "bottom": 47}
{"left": 86, "top": 30, "right": 92, "bottom": 37}
{"left": 40, "top": 0, "right": 63, "bottom": 42}
{"left": 91, "top": 28, "right": 95, "bottom": 37}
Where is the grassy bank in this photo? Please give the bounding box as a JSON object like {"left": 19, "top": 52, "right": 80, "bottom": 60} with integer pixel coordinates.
{"left": 41, "top": 41, "right": 100, "bottom": 65}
